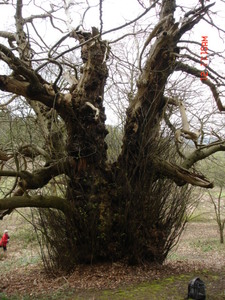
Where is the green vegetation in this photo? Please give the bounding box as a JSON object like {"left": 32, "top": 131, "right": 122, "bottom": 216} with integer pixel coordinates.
{"left": 13, "top": 227, "right": 37, "bottom": 248}
{"left": 0, "top": 209, "right": 41, "bottom": 274}
{"left": 198, "top": 152, "right": 225, "bottom": 188}
{"left": 0, "top": 111, "right": 43, "bottom": 149}
{"left": 191, "top": 239, "right": 224, "bottom": 253}
{"left": 105, "top": 125, "right": 123, "bottom": 162}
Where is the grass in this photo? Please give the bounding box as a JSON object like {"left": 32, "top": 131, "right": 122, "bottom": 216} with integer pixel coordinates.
{"left": 0, "top": 251, "right": 40, "bottom": 274}
{"left": 96, "top": 276, "right": 189, "bottom": 300}
{"left": 0, "top": 208, "right": 41, "bottom": 274}
{"left": 187, "top": 212, "right": 213, "bottom": 223}
{"left": 191, "top": 238, "right": 224, "bottom": 253}
{"left": 13, "top": 227, "right": 37, "bottom": 248}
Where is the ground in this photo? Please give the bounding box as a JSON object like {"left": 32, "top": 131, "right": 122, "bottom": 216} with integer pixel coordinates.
{"left": 0, "top": 193, "right": 224, "bottom": 299}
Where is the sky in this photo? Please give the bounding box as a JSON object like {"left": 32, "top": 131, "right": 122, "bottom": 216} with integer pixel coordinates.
{"left": 1, "top": 1, "right": 224, "bottom": 48}
{"left": 1, "top": 0, "right": 224, "bottom": 60}
{"left": 0, "top": 0, "right": 224, "bottom": 125}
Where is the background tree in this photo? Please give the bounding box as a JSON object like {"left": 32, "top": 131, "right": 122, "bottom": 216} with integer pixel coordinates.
{"left": 0, "top": 0, "right": 225, "bottom": 272}
{"left": 208, "top": 187, "right": 225, "bottom": 244}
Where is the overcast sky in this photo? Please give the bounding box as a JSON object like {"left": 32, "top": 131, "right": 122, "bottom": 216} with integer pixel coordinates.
{"left": 0, "top": 0, "right": 224, "bottom": 125}
{"left": 1, "top": 0, "right": 224, "bottom": 53}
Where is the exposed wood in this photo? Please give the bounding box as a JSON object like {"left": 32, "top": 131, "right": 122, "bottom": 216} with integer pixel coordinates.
{"left": 153, "top": 158, "right": 213, "bottom": 188}
{"left": 182, "top": 141, "right": 225, "bottom": 169}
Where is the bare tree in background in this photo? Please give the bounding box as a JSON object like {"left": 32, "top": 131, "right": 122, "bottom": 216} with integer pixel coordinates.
{"left": 208, "top": 188, "right": 225, "bottom": 244}
{"left": 0, "top": 0, "right": 225, "bottom": 271}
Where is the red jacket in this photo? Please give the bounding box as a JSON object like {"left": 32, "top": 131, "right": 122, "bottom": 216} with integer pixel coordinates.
{"left": 0, "top": 233, "right": 9, "bottom": 247}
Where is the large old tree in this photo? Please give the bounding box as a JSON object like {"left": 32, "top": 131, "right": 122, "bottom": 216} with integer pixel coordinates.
{"left": 0, "top": 0, "right": 225, "bottom": 270}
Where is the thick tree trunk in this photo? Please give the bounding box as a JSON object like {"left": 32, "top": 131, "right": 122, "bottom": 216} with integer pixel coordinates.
{"left": 46, "top": 11, "right": 190, "bottom": 266}
{"left": 57, "top": 30, "right": 115, "bottom": 263}
{"left": 35, "top": 5, "right": 193, "bottom": 267}
{"left": 119, "top": 13, "right": 177, "bottom": 174}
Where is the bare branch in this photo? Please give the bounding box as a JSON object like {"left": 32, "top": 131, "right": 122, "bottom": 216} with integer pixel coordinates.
{"left": 153, "top": 158, "right": 213, "bottom": 188}
{"left": 0, "top": 150, "right": 13, "bottom": 161}
{"left": 109, "top": 31, "right": 143, "bottom": 44}
{"left": 18, "top": 144, "right": 51, "bottom": 161}
{"left": 99, "top": 0, "right": 103, "bottom": 35}
{"left": 30, "top": 22, "right": 49, "bottom": 49}
{"left": 202, "top": 16, "right": 225, "bottom": 35}
{"left": 177, "top": 52, "right": 225, "bottom": 83}
{"left": 139, "top": 13, "right": 173, "bottom": 70}
{"left": 0, "top": 157, "right": 73, "bottom": 190}
{"left": 0, "top": 187, "right": 24, "bottom": 220}
{"left": 0, "top": 31, "right": 16, "bottom": 48}
{"left": 175, "top": 62, "right": 225, "bottom": 111}
{"left": 0, "top": 95, "right": 17, "bottom": 107}
{"left": 35, "top": 59, "right": 63, "bottom": 91}
{"left": 0, "top": 44, "right": 38, "bottom": 82}
{"left": 48, "top": 32, "right": 71, "bottom": 58}
{"left": 15, "top": 0, "right": 33, "bottom": 62}
{"left": 0, "top": 75, "right": 54, "bottom": 108}
{"left": 49, "top": 0, "right": 159, "bottom": 60}
{"left": 0, "top": 195, "right": 69, "bottom": 213}
{"left": 24, "top": 12, "right": 53, "bottom": 24}
{"left": 102, "top": 0, "right": 160, "bottom": 36}
{"left": 176, "top": 2, "right": 215, "bottom": 39}
{"left": 182, "top": 140, "right": 225, "bottom": 169}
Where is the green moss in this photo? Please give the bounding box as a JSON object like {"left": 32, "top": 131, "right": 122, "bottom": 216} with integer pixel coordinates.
{"left": 191, "top": 239, "right": 224, "bottom": 253}
{"left": 93, "top": 274, "right": 190, "bottom": 300}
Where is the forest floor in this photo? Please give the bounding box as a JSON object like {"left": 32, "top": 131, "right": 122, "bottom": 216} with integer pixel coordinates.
{"left": 0, "top": 193, "right": 225, "bottom": 299}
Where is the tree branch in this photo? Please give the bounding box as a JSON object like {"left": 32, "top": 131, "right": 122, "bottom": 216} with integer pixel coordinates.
{"left": 0, "top": 31, "right": 16, "bottom": 47}
{"left": 182, "top": 140, "right": 225, "bottom": 169}
{"left": 0, "top": 195, "right": 69, "bottom": 213}
{"left": 0, "top": 44, "right": 38, "bottom": 82}
{"left": 0, "top": 149, "right": 13, "bottom": 161}
{"left": 0, "top": 157, "right": 72, "bottom": 190}
{"left": 103, "top": 0, "right": 160, "bottom": 36}
{"left": 24, "top": 12, "right": 54, "bottom": 24}
{"left": 15, "top": 0, "right": 33, "bottom": 63}
{"left": 175, "top": 62, "right": 225, "bottom": 111}
{"left": 0, "top": 170, "right": 20, "bottom": 177}
{"left": 177, "top": 2, "right": 215, "bottom": 38}
{"left": 18, "top": 144, "right": 51, "bottom": 161}
{"left": 0, "top": 74, "right": 57, "bottom": 109}
{"left": 153, "top": 158, "right": 213, "bottom": 188}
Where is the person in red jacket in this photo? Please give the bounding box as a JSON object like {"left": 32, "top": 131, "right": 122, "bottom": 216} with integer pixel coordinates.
{"left": 0, "top": 230, "right": 9, "bottom": 251}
